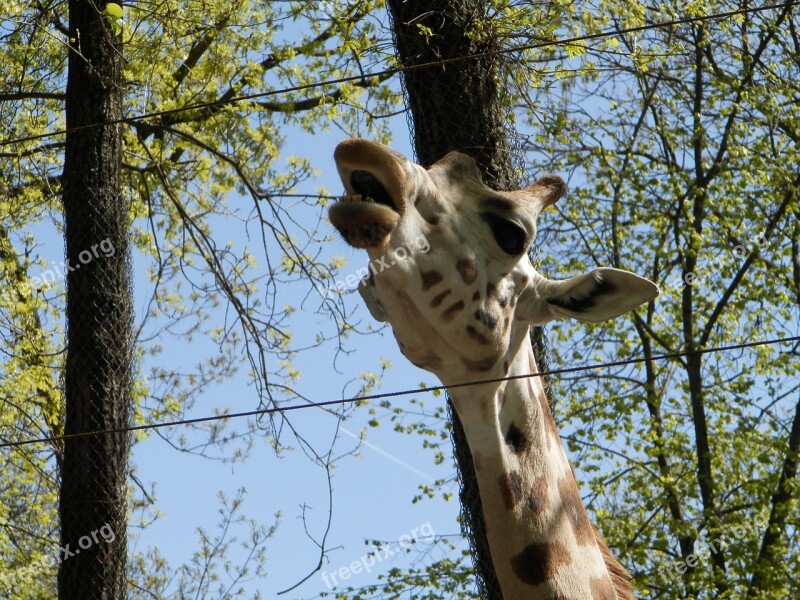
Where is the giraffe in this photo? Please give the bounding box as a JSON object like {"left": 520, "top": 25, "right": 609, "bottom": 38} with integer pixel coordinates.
{"left": 328, "top": 139, "right": 658, "bottom": 600}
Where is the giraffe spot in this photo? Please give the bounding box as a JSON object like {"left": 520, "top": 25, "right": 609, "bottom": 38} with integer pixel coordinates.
{"left": 462, "top": 356, "right": 497, "bottom": 371}
{"left": 421, "top": 270, "right": 443, "bottom": 291}
{"left": 410, "top": 354, "right": 443, "bottom": 371}
{"left": 538, "top": 391, "right": 561, "bottom": 446}
{"left": 466, "top": 325, "right": 490, "bottom": 344}
{"left": 472, "top": 290, "right": 480, "bottom": 302}
{"left": 499, "top": 471, "right": 524, "bottom": 509}
{"left": 473, "top": 451, "right": 483, "bottom": 472}
{"left": 521, "top": 275, "right": 529, "bottom": 285}
{"left": 499, "top": 297, "right": 508, "bottom": 308}
{"left": 423, "top": 213, "right": 441, "bottom": 226}
{"left": 441, "top": 300, "right": 465, "bottom": 321}
{"left": 558, "top": 476, "right": 596, "bottom": 546}
{"left": 528, "top": 475, "right": 549, "bottom": 515}
{"left": 430, "top": 289, "right": 452, "bottom": 308}
{"left": 474, "top": 309, "right": 497, "bottom": 329}
{"left": 456, "top": 258, "right": 478, "bottom": 284}
{"left": 486, "top": 282, "right": 496, "bottom": 297}
{"left": 505, "top": 423, "right": 528, "bottom": 454}
{"left": 511, "top": 542, "right": 571, "bottom": 586}
{"left": 590, "top": 575, "right": 617, "bottom": 600}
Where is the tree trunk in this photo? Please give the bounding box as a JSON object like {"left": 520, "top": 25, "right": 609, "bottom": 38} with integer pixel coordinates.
{"left": 387, "top": 3, "right": 548, "bottom": 597}
{"left": 59, "top": 1, "right": 131, "bottom": 598}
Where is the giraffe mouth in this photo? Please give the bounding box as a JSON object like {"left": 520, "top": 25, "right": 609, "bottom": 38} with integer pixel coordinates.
{"left": 329, "top": 170, "right": 403, "bottom": 248}
{"left": 348, "top": 170, "right": 400, "bottom": 213}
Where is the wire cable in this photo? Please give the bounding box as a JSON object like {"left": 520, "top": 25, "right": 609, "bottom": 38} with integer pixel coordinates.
{"left": 0, "top": 1, "right": 795, "bottom": 149}
{"left": 1, "top": 334, "right": 797, "bottom": 450}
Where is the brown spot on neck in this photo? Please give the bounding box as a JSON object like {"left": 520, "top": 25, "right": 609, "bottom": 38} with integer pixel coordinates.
{"left": 421, "top": 270, "right": 443, "bottom": 291}
{"left": 466, "top": 325, "right": 490, "bottom": 344}
{"left": 441, "top": 299, "right": 465, "bottom": 321}
{"left": 558, "top": 475, "right": 596, "bottom": 546}
{"left": 409, "top": 353, "right": 443, "bottom": 371}
{"left": 536, "top": 386, "right": 561, "bottom": 447}
{"left": 499, "top": 471, "right": 524, "bottom": 509}
{"left": 510, "top": 542, "right": 571, "bottom": 586}
{"left": 472, "top": 450, "right": 483, "bottom": 472}
{"left": 430, "top": 289, "right": 451, "bottom": 308}
{"left": 504, "top": 423, "right": 528, "bottom": 454}
{"left": 456, "top": 258, "right": 478, "bottom": 284}
{"left": 462, "top": 355, "right": 497, "bottom": 372}
{"left": 527, "top": 475, "right": 549, "bottom": 515}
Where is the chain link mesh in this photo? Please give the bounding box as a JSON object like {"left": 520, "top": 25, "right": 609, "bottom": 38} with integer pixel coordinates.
{"left": 387, "top": 2, "right": 555, "bottom": 597}
{"left": 57, "top": 2, "right": 131, "bottom": 597}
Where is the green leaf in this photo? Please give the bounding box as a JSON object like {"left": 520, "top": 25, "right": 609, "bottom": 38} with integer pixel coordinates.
{"left": 105, "top": 2, "right": 123, "bottom": 19}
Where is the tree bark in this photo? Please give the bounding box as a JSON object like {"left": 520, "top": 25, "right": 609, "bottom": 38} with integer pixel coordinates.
{"left": 387, "top": 0, "right": 515, "bottom": 186}
{"left": 59, "top": 1, "right": 131, "bottom": 598}
{"left": 387, "top": 3, "right": 539, "bottom": 597}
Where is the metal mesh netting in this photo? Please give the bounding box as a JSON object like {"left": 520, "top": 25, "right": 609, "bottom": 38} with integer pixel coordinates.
{"left": 386, "top": 2, "right": 554, "bottom": 598}
{"left": 57, "top": 1, "right": 131, "bottom": 597}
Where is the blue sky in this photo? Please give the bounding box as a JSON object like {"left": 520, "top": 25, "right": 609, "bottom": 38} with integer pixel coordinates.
{"left": 128, "top": 118, "right": 471, "bottom": 598}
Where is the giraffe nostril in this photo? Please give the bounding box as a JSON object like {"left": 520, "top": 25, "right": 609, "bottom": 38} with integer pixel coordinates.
{"left": 474, "top": 309, "right": 497, "bottom": 330}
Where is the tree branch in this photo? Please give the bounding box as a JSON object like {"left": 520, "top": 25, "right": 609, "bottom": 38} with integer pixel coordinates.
{"left": 0, "top": 91, "right": 65, "bottom": 101}
{"left": 747, "top": 391, "right": 800, "bottom": 596}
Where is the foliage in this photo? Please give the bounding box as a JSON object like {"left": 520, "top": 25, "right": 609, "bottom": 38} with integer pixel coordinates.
{"left": 4, "top": 0, "right": 799, "bottom": 598}
{"left": 517, "top": 1, "right": 800, "bottom": 598}
{"left": 129, "top": 489, "right": 278, "bottom": 600}
{"left": 354, "top": 2, "right": 800, "bottom": 598}
{"left": 1, "top": 0, "right": 398, "bottom": 596}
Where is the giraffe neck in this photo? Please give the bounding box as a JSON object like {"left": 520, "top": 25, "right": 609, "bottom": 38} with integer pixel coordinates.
{"left": 448, "top": 336, "right": 634, "bottom": 600}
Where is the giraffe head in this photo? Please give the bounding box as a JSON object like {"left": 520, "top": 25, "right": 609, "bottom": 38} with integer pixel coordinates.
{"left": 329, "top": 139, "right": 658, "bottom": 384}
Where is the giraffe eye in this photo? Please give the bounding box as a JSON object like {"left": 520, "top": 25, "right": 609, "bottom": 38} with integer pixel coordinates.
{"left": 482, "top": 213, "right": 527, "bottom": 255}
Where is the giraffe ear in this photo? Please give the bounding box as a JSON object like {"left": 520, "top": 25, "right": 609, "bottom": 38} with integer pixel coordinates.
{"left": 520, "top": 268, "right": 659, "bottom": 325}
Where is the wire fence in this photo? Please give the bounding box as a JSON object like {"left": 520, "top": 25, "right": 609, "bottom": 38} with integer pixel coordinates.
{"left": 0, "top": 1, "right": 794, "bottom": 150}
{"left": 2, "top": 2, "right": 799, "bottom": 598}
{"left": 2, "top": 334, "right": 797, "bottom": 451}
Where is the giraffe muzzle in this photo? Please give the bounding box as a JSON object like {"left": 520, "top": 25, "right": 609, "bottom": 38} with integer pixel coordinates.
{"left": 330, "top": 170, "right": 405, "bottom": 248}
